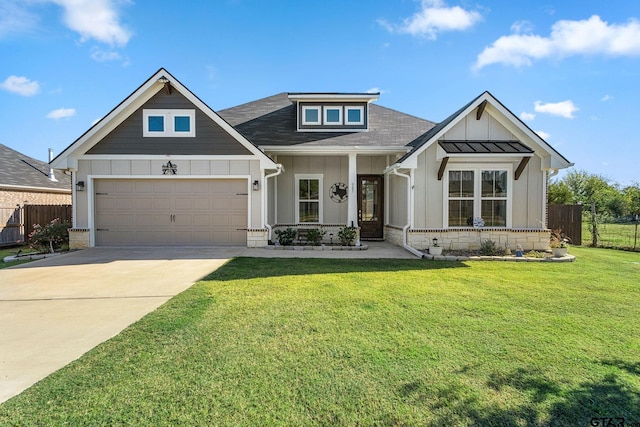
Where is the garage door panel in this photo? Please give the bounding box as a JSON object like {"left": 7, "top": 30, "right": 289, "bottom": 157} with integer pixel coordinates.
{"left": 95, "top": 179, "right": 247, "bottom": 246}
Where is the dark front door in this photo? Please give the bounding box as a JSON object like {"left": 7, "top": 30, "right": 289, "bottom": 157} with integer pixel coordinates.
{"left": 358, "top": 175, "right": 384, "bottom": 240}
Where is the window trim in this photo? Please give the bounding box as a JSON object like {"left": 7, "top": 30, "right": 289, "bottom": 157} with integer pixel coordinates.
{"left": 345, "top": 106, "right": 364, "bottom": 125}
{"left": 295, "top": 174, "right": 323, "bottom": 224}
{"left": 323, "top": 106, "right": 343, "bottom": 125}
{"left": 301, "top": 106, "right": 322, "bottom": 126}
{"left": 443, "top": 164, "right": 512, "bottom": 228}
{"left": 143, "top": 109, "right": 196, "bottom": 137}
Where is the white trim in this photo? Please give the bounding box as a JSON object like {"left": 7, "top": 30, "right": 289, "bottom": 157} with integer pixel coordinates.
{"left": 345, "top": 106, "right": 365, "bottom": 125}
{"left": 301, "top": 105, "right": 321, "bottom": 125}
{"left": 294, "top": 174, "right": 323, "bottom": 224}
{"left": 87, "top": 175, "right": 252, "bottom": 247}
{"left": 262, "top": 146, "right": 410, "bottom": 155}
{"left": 142, "top": 109, "right": 195, "bottom": 137}
{"left": 323, "top": 106, "right": 343, "bottom": 125}
{"left": 79, "top": 154, "right": 260, "bottom": 161}
{"left": 347, "top": 153, "right": 357, "bottom": 227}
{"left": 288, "top": 93, "right": 379, "bottom": 102}
{"left": 443, "top": 163, "right": 513, "bottom": 229}
{"left": 0, "top": 184, "right": 70, "bottom": 194}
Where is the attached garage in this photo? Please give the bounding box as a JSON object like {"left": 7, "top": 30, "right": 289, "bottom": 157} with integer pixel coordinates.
{"left": 94, "top": 179, "right": 248, "bottom": 246}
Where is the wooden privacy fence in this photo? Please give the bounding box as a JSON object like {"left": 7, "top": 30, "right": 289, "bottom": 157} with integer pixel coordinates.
{"left": 548, "top": 204, "right": 582, "bottom": 245}
{"left": 23, "top": 204, "right": 72, "bottom": 239}
{"left": 0, "top": 206, "right": 22, "bottom": 246}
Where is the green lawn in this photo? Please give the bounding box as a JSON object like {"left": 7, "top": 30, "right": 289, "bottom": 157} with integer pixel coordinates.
{"left": 1, "top": 247, "right": 639, "bottom": 426}
{"left": 0, "top": 246, "right": 36, "bottom": 269}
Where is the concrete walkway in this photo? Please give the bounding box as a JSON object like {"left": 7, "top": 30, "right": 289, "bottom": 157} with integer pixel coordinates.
{"left": 0, "top": 247, "right": 244, "bottom": 403}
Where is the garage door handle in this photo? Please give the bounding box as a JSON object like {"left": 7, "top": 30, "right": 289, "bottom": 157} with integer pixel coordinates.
{"left": 237, "top": 228, "right": 248, "bottom": 231}
{"left": 236, "top": 193, "right": 248, "bottom": 196}
{"left": 97, "top": 228, "right": 109, "bottom": 231}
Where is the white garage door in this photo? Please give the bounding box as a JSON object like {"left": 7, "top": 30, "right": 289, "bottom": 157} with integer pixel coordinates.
{"left": 94, "top": 179, "right": 248, "bottom": 246}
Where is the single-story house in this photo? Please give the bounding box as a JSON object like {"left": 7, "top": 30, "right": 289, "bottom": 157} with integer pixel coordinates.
{"left": 1, "top": 143, "right": 71, "bottom": 244}
{"left": 51, "top": 68, "right": 572, "bottom": 254}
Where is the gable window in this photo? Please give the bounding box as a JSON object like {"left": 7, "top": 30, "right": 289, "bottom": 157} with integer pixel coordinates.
{"left": 345, "top": 106, "right": 364, "bottom": 125}
{"left": 446, "top": 167, "right": 510, "bottom": 227}
{"left": 143, "top": 109, "right": 195, "bottom": 137}
{"left": 324, "top": 107, "right": 342, "bottom": 125}
{"left": 295, "top": 174, "right": 323, "bottom": 223}
{"left": 302, "top": 106, "right": 321, "bottom": 125}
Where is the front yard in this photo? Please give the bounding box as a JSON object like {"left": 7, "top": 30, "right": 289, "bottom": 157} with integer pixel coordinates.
{"left": 0, "top": 247, "right": 638, "bottom": 425}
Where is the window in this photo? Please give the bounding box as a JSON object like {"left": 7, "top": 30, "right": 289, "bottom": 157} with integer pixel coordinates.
{"left": 345, "top": 106, "right": 364, "bottom": 125}
{"left": 295, "top": 174, "right": 323, "bottom": 223}
{"left": 324, "top": 107, "right": 342, "bottom": 125}
{"left": 143, "top": 109, "right": 195, "bottom": 137}
{"left": 446, "top": 168, "right": 510, "bottom": 227}
{"left": 302, "top": 106, "right": 321, "bottom": 125}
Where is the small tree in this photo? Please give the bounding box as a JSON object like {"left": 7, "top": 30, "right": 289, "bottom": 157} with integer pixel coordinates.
{"left": 28, "top": 218, "right": 70, "bottom": 253}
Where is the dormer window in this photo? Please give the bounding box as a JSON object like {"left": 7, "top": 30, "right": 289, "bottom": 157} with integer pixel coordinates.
{"left": 288, "top": 93, "right": 379, "bottom": 132}
{"left": 143, "top": 109, "right": 195, "bottom": 137}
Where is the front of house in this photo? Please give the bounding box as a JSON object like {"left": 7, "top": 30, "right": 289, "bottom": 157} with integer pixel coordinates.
{"left": 51, "top": 69, "right": 572, "bottom": 254}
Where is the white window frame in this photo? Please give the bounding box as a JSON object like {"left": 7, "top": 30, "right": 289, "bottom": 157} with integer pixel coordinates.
{"left": 295, "top": 174, "right": 323, "bottom": 224}
{"left": 443, "top": 164, "right": 512, "bottom": 228}
{"left": 323, "top": 106, "right": 343, "bottom": 125}
{"left": 345, "top": 106, "right": 365, "bottom": 125}
{"left": 301, "top": 106, "right": 322, "bottom": 125}
{"left": 143, "top": 109, "right": 196, "bottom": 137}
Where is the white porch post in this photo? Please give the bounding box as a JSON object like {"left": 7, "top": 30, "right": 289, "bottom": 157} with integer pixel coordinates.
{"left": 347, "top": 152, "right": 358, "bottom": 227}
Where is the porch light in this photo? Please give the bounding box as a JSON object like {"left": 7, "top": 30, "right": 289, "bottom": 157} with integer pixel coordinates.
{"left": 432, "top": 238, "right": 438, "bottom": 247}
{"left": 76, "top": 181, "right": 85, "bottom": 192}
{"left": 252, "top": 180, "right": 260, "bottom": 191}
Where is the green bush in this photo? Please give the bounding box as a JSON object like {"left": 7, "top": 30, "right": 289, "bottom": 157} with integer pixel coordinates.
{"left": 479, "top": 239, "right": 505, "bottom": 256}
{"left": 306, "top": 228, "right": 326, "bottom": 246}
{"left": 28, "top": 218, "right": 70, "bottom": 253}
{"left": 275, "top": 227, "right": 297, "bottom": 246}
{"left": 338, "top": 226, "right": 357, "bottom": 246}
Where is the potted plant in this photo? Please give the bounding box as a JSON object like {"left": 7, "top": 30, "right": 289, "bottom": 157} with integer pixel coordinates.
{"left": 429, "top": 238, "right": 443, "bottom": 255}
{"left": 550, "top": 229, "right": 571, "bottom": 257}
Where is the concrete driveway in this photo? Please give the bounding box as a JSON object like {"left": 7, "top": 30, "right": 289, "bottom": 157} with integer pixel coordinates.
{"left": 0, "top": 247, "right": 243, "bottom": 403}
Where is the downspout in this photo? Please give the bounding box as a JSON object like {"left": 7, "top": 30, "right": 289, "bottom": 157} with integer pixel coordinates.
{"left": 263, "top": 164, "right": 284, "bottom": 241}
{"left": 390, "top": 167, "right": 424, "bottom": 258}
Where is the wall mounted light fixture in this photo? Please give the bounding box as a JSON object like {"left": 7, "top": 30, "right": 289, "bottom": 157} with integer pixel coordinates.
{"left": 76, "top": 181, "right": 85, "bottom": 192}
{"left": 252, "top": 180, "right": 260, "bottom": 191}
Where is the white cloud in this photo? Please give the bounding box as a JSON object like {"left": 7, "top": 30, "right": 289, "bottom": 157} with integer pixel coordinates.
{"left": 49, "top": 0, "right": 132, "bottom": 46}
{"left": 520, "top": 112, "right": 536, "bottom": 121}
{"left": 0, "top": 75, "right": 40, "bottom": 96}
{"left": 475, "top": 15, "right": 640, "bottom": 69}
{"left": 534, "top": 100, "right": 578, "bottom": 119}
{"left": 379, "top": 0, "right": 482, "bottom": 39}
{"left": 90, "top": 48, "right": 122, "bottom": 62}
{"left": 535, "top": 130, "right": 551, "bottom": 140}
{"left": 46, "top": 108, "right": 76, "bottom": 119}
{"left": 510, "top": 20, "right": 534, "bottom": 34}
{"left": 601, "top": 94, "right": 613, "bottom": 101}
{"left": 366, "top": 87, "right": 388, "bottom": 95}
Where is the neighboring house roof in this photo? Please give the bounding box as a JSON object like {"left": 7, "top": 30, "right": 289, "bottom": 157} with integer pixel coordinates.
{"left": 218, "top": 93, "right": 437, "bottom": 150}
{"left": 0, "top": 143, "right": 70, "bottom": 193}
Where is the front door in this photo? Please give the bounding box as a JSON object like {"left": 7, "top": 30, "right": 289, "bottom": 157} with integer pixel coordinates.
{"left": 358, "top": 175, "right": 384, "bottom": 240}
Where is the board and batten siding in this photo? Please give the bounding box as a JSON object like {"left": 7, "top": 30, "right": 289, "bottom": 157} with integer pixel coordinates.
{"left": 74, "top": 159, "right": 262, "bottom": 230}
{"left": 441, "top": 112, "right": 516, "bottom": 141}
{"left": 87, "top": 90, "right": 252, "bottom": 156}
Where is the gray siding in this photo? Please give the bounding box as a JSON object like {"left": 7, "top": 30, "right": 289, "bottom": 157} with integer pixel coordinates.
{"left": 88, "top": 90, "right": 252, "bottom": 155}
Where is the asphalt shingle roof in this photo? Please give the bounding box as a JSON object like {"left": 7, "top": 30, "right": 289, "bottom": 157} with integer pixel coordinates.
{"left": 218, "top": 93, "right": 437, "bottom": 148}
{"left": 0, "top": 144, "right": 70, "bottom": 191}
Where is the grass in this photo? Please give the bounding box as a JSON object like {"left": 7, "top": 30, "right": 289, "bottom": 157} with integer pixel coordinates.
{"left": 582, "top": 221, "right": 640, "bottom": 249}
{"left": 0, "top": 246, "right": 37, "bottom": 269}
{"left": 1, "top": 247, "right": 639, "bottom": 426}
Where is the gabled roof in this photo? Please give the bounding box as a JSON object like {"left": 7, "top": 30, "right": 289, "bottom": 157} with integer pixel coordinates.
{"left": 218, "top": 93, "right": 436, "bottom": 150}
{"left": 0, "top": 144, "right": 70, "bottom": 192}
{"left": 394, "top": 91, "right": 573, "bottom": 170}
{"left": 51, "top": 68, "right": 277, "bottom": 170}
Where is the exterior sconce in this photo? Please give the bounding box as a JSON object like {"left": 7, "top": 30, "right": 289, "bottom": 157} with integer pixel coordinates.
{"left": 252, "top": 180, "right": 260, "bottom": 191}
{"left": 76, "top": 181, "right": 85, "bottom": 192}
{"left": 432, "top": 238, "right": 438, "bottom": 247}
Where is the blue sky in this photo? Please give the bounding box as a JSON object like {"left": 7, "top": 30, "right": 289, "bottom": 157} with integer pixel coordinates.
{"left": 1, "top": 0, "right": 639, "bottom": 185}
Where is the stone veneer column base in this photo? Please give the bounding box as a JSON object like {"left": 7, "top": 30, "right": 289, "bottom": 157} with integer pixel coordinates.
{"left": 69, "top": 229, "right": 90, "bottom": 249}
{"left": 247, "top": 229, "right": 269, "bottom": 248}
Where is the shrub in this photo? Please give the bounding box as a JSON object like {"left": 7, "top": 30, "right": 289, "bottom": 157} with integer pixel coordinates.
{"left": 275, "top": 227, "right": 297, "bottom": 246}
{"left": 306, "top": 228, "right": 326, "bottom": 246}
{"left": 337, "top": 226, "right": 357, "bottom": 246}
{"left": 28, "top": 218, "right": 70, "bottom": 253}
{"left": 479, "top": 239, "right": 505, "bottom": 256}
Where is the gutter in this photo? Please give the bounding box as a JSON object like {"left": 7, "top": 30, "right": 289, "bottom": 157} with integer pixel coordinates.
{"left": 263, "top": 164, "right": 284, "bottom": 241}
{"left": 389, "top": 167, "right": 424, "bottom": 259}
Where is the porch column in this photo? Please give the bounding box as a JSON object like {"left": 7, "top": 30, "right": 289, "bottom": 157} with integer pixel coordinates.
{"left": 347, "top": 152, "right": 358, "bottom": 227}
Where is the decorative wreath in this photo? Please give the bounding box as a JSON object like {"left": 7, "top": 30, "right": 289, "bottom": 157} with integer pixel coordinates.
{"left": 330, "top": 182, "right": 348, "bottom": 203}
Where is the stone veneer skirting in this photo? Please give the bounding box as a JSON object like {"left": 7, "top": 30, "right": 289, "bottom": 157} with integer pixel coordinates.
{"left": 68, "top": 228, "right": 90, "bottom": 249}
{"left": 247, "top": 229, "right": 269, "bottom": 248}
{"left": 385, "top": 225, "right": 551, "bottom": 251}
